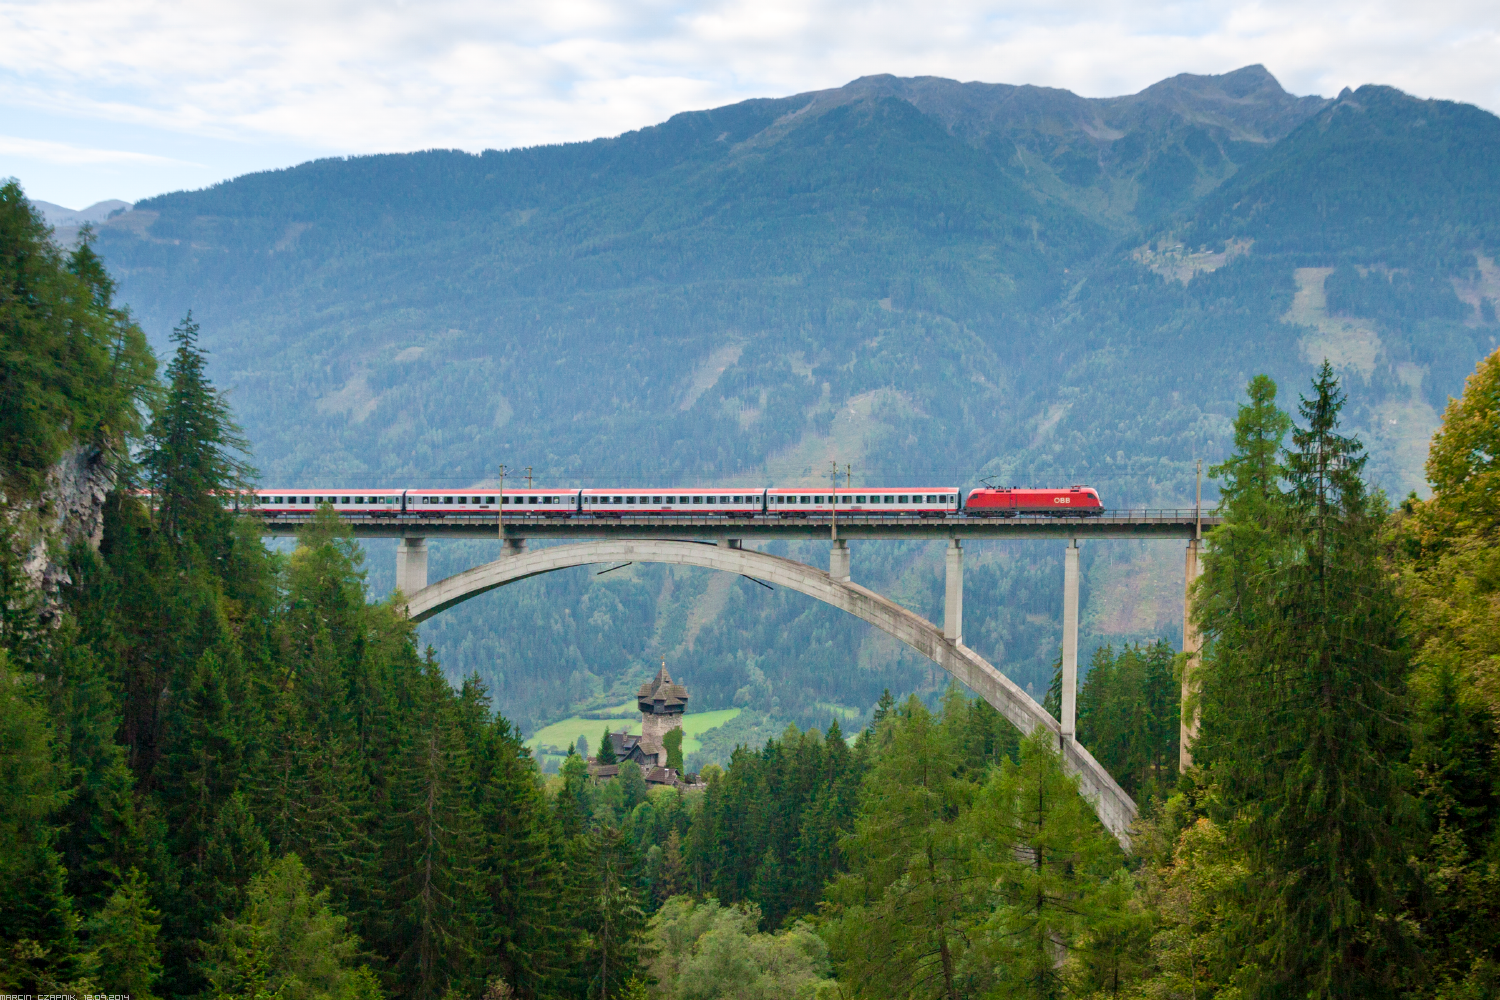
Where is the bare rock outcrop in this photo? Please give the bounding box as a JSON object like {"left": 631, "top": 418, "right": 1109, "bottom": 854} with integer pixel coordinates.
{"left": 3, "top": 445, "right": 117, "bottom": 615}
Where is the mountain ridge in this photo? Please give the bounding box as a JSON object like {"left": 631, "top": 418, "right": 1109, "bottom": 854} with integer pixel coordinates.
{"left": 84, "top": 66, "right": 1500, "bottom": 735}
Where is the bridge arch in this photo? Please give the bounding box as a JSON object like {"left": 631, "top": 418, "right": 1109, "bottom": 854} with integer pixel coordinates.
{"left": 402, "top": 538, "right": 1137, "bottom": 847}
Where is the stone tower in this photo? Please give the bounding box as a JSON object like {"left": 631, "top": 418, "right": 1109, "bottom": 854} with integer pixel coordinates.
{"left": 637, "top": 661, "right": 688, "bottom": 761}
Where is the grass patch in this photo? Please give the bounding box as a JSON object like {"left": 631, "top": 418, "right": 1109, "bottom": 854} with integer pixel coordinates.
{"left": 528, "top": 707, "right": 742, "bottom": 760}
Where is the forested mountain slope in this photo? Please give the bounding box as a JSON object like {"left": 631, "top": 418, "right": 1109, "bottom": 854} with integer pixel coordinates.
{"left": 89, "top": 66, "right": 1500, "bottom": 736}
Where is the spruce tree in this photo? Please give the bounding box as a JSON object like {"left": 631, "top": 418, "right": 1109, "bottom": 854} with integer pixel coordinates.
{"left": 968, "top": 730, "right": 1126, "bottom": 999}
{"left": 460, "top": 677, "right": 571, "bottom": 997}
{"left": 0, "top": 183, "right": 153, "bottom": 496}
{"left": 141, "top": 312, "right": 253, "bottom": 549}
{"left": 1198, "top": 365, "right": 1411, "bottom": 995}
{"left": 655, "top": 828, "right": 687, "bottom": 905}
{"left": 0, "top": 651, "right": 84, "bottom": 992}
{"left": 825, "top": 696, "right": 983, "bottom": 999}
{"left": 384, "top": 656, "right": 483, "bottom": 1000}
{"left": 566, "top": 825, "right": 646, "bottom": 1000}
{"left": 596, "top": 728, "right": 616, "bottom": 765}
{"left": 87, "top": 867, "right": 163, "bottom": 999}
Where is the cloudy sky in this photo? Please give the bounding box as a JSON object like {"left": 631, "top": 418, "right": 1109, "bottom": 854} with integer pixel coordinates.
{"left": 5, "top": 0, "right": 1499, "bottom": 209}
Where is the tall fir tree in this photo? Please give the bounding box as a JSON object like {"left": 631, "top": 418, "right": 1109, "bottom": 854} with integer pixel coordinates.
{"left": 1197, "top": 365, "right": 1411, "bottom": 996}
{"left": 384, "top": 654, "right": 483, "bottom": 1000}
{"left": 826, "top": 696, "right": 983, "bottom": 999}
{"left": 141, "top": 312, "right": 253, "bottom": 550}
{"left": 87, "top": 867, "right": 164, "bottom": 1000}
{"left": 566, "top": 825, "right": 646, "bottom": 1000}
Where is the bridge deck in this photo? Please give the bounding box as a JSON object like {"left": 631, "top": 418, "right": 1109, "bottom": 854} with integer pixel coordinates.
{"left": 257, "top": 508, "right": 1221, "bottom": 540}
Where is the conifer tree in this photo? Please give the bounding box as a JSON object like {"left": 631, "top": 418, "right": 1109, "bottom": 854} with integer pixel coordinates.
{"left": 40, "top": 616, "right": 160, "bottom": 913}
{"left": 141, "top": 312, "right": 253, "bottom": 548}
{"left": 566, "top": 825, "right": 646, "bottom": 1000}
{"left": 1043, "top": 651, "right": 1062, "bottom": 721}
{"left": 0, "top": 183, "right": 153, "bottom": 496}
{"left": 826, "top": 696, "right": 982, "bottom": 999}
{"left": 459, "top": 676, "right": 571, "bottom": 996}
{"left": 0, "top": 650, "right": 84, "bottom": 993}
{"left": 87, "top": 867, "right": 163, "bottom": 999}
{"left": 385, "top": 656, "right": 483, "bottom": 1000}
{"left": 655, "top": 828, "right": 687, "bottom": 905}
{"left": 1197, "top": 365, "right": 1410, "bottom": 995}
{"left": 203, "top": 855, "right": 377, "bottom": 1000}
{"left": 967, "top": 730, "right": 1125, "bottom": 999}
{"left": 596, "top": 728, "right": 617, "bottom": 765}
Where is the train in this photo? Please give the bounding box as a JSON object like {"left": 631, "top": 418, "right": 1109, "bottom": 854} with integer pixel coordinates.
{"left": 247, "top": 485, "right": 1105, "bottom": 518}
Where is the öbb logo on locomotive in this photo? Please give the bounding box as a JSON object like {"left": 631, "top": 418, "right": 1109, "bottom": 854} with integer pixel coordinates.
{"left": 244, "top": 485, "right": 1105, "bottom": 518}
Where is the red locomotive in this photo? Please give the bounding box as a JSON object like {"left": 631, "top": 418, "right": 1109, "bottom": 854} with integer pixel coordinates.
{"left": 964, "top": 486, "right": 1104, "bottom": 517}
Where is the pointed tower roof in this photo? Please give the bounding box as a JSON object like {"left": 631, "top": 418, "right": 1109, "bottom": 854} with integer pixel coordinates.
{"left": 638, "top": 661, "right": 688, "bottom": 714}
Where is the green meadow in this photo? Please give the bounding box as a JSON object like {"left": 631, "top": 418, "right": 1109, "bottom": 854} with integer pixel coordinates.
{"left": 528, "top": 706, "right": 742, "bottom": 762}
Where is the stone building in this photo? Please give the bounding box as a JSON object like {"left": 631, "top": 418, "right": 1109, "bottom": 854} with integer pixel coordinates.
{"left": 587, "top": 661, "right": 689, "bottom": 787}
{"left": 637, "top": 661, "right": 688, "bottom": 759}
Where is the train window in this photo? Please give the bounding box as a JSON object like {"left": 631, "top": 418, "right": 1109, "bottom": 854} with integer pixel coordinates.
{"left": 653, "top": 496, "right": 663, "bottom": 504}
{"left": 705, "top": 496, "right": 715, "bottom": 504}
{"left": 883, "top": 495, "right": 895, "bottom": 504}
{"left": 856, "top": 495, "right": 866, "bottom": 504}
{"left": 355, "top": 496, "right": 364, "bottom": 504}
{"left": 693, "top": 496, "right": 703, "bottom": 504}
{"left": 799, "top": 495, "right": 810, "bottom": 504}
{"left": 899, "top": 495, "right": 909, "bottom": 503}
{"left": 626, "top": 496, "right": 636, "bottom": 504}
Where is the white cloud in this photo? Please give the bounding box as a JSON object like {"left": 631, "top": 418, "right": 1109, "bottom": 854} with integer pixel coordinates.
{"left": 0, "top": 0, "right": 1497, "bottom": 172}
{"left": 0, "top": 134, "right": 198, "bottom": 166}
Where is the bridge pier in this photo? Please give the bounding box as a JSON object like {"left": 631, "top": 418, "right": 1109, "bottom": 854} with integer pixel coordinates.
{"left": 1061, "top": 538, "right": 1080, "bottom": 743}
{"left": 1180, "top": 538, "right": 1203, "bottom": 769}
{"left": 944, "top": 539, "right": 963, "bottom": 643}
{"left": 396, "top": 537, "right": 428, "bottom": 595}
{"left": 502, "top": 537, "right": 527, "bottom": 558}
{"left": 830, "top": 539, "right": 850, "bottom": 582}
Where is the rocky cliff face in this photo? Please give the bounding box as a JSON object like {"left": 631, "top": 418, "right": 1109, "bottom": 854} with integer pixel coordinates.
{"left": 4, "top": 445, "right": 116, "bottom": 616}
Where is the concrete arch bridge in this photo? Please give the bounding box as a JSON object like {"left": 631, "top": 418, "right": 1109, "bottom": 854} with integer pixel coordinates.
{"left": 262, "top": 510, "right": 1221, "bottom": 849}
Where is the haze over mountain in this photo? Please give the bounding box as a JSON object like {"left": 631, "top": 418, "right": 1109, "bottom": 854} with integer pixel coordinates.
{"left": 85, "top": 65, "right": 1500, "bottom": 739}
